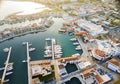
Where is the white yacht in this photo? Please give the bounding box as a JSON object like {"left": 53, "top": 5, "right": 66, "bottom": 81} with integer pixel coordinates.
{"left": 0, "top": 67, "right": 5, "bottom": 71}
{"left": 28, "top": 43, "right": 32, "bottom": 47}
{"left": 44, "top": 54, "right": 52, "bottom": 57}
{"left": 7, "top": 63, "right": 13, "bottom": 71}
{"left": 55, "top": 55, "right": 61, "bottom": 58}
{"left": 72, "top": 53, "right": 80, "bottom": 56}
{"left": 44, "top": 50, "right": 52, "bottom": 54}
{"left": 55, "top": 51, "right": 63, "bottom": 54}
{"left": 29, "top": 48, "right": 35, "bottom": 52}
{"left": 22, "top": 42, "right": 27, "bottom": 45}
{"left": 45, "top": 46, "right": 52, "bottom": 50}
{"left": 5, "top": 72, "right": 13, "bottom": 76}
{"left": 22, "top": 60, "right": 27, "bottom": 63}
{"left": 70, "top": 38, "right": 77, "bottom": 41}
{"left": 75, "top": 45, "right": 81, "bottom": 50}
{"left": 4, "top": 79, "right": 10, "bottom": 83}
{"left": 3, "top": 48, "right": 9, "bottom": 52}
{"left": 45, "top": 38, "right": 51, "bottom": 41}
{"left": 73, "top": 42, "right": 79, "bottom": 45}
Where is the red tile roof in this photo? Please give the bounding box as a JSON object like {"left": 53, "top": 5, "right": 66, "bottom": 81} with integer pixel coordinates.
{"left": 108, "top": 58, "right": 120, "bottom": 68}
{"left": 74, "top": 31, "right": 93, "bottom": 40}
{"left": 93, "top": 49, "right": 106, "bottom": 57}
{"left": 81, "top": 68, "right": 104, "bottom": 84}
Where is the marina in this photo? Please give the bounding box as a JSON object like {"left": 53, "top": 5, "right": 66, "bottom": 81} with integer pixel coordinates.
{"left": 44, "top": 38, "right": 63, "bottom": 59}
{"left": 0, "top": 18, "right": 82, "bottom": 84}
{"left": 0, "top": 0, "right": 119, "bottom": 84}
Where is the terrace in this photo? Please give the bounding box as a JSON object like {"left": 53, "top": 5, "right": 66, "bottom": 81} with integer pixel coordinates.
{"left": 80, "top": 67, "right": 112, "bottom": 84}
{"left": 30, "top": 60, "right": 55, "bottom": 83}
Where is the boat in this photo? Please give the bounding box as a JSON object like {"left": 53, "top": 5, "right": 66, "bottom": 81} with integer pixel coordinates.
{"left": 45, "top": 46, "right": 52, "bottom": 50}
{"left": 55, "top": 55, "right": 61, "bottom": 58}
{"left": 22, "top": 60, "right": 27, "bottom": 63}
{"left": 22, "top": 42, "right": 27, "bottom": 45}
{"left": 0, "top": 67, "right": 5, "bottom": 71}
{"left": 70, "top": 38, "right": 77, "bottom": 41}
{"left": 3, "top": 48, "right": 9, "bottom": 52}
{"left": 28, "top": 44, "right": 32, "bottom": 47}
{"left": 73, "top": 42, "right": 79, "bottom": 45}
{"left": 55, "top": 53, "right": 62, "bottom": 58}
{"left": 7, "top": 63, "right": 13, "bottom": 71}
{"left": 4, "top": 79, "right": 9, "bottom": 83}
{"left": 5, "top": 72, "right": 13, "bottom": 76}
{"left": 75, "top": 47, "right": 81, "bottom": 50}
{"left": 45, "top": 38, "right": 51, "bottom": 41}
{"left": 44, "top": 50, "right": 52, "bottom": 54}
{"left": 29, "top": 48, "right": 35, "bottom": 52}
{"left": 72, "top": 53, "right": 80, "bottom": 56}
{"left": 55, "top": 51, "right": 63, "bottom": 54}
{"left": 44, "top": 55, "right": 52, "bottom": 58}
{"left": 75, "top": 45, "right": 81, "bottom": 50}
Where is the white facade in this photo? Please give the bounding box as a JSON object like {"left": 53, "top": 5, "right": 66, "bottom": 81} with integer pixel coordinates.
{"left": 107, "top": 63, "right": 120, "bottom": 73}
{"left": 77, "top": 20, "right": 105, "bottom": 36}
{"left": 97, "top": 40, "right": 120, "bottom": 57}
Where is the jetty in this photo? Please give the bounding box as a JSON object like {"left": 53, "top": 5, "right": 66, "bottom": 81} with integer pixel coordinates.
{"left": 1, "top": 47, "right": 12, "bottom": 84}
{"left": 26, "top": 42, "right": 32, "bottom": 84}
{"left": 51, "top": 39, "right": 55, "bottom": 60}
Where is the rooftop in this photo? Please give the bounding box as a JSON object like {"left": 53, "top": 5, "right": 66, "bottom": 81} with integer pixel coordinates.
{"left": 58, "top": 65, "right": 65, "bottom": 69}
{"left": 74, "top": 31, "right": 93, "bottom": 40}
{"left": 77, "top": 19, "right": 105, "bottom": 36}
{"left": 81, "top": 68, "right": 104, "bottom": 84}
{"left": 57, "top": 56, "right": 78, "bottom": 63}
{"left": 30, "top": 60, "right": 51, "bottom": 65}
{"left": 108, "top": 58, "right": 120, "bottom": 68}
{"left": 93, "top": 48, "right": 106, "bottom": 57}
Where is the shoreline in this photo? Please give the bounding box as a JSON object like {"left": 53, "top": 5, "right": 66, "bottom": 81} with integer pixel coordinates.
{"left": 0, "top": 29, "right": 46, "bottom": 43}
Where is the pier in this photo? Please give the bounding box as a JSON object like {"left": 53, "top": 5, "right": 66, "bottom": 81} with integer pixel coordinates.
{"left": 26, "top": 42, "right": 32, "bottom": 84}
{"left": 51, "top": 39, "right": 55, "bottom": 60}
{"left": 52, "top": 60, "right": 61, "bottom": 83}
{"left": 1, "top": 47, "right": 12, "bottom": 84}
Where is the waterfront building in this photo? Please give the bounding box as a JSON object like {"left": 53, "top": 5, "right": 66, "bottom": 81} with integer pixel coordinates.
{"left": 74, "top": 31, "right": 94, "bottom": 42}
{"left": 57, "top": 56, "right": 79, "bottom": 76}
{"left": 80, "top": 67, "right": 112, "bottom": 84}
{"left": 96, "top": 40, "right": 120, "bottom": 57}
{"left": 92, "top": 48, "right": 110, "bottom": 61}
{"left": 107, "top": 58, "right": 120, "bottom": 73}
{"left": 30, "top": 60, "right": 54, "bottom": 84}
{"left": 77, "top": 19, "right": 106, "bottom": 36}
{"left": 2, "top": 30, "right": 14, "bottom": 38}
{"left": 78, "top": 61, "right": 91, "bottom": 69}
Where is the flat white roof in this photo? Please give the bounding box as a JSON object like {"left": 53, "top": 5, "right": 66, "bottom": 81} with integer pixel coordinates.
{"left": 78, "top": 20, "right": 105, "bottom": 36}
